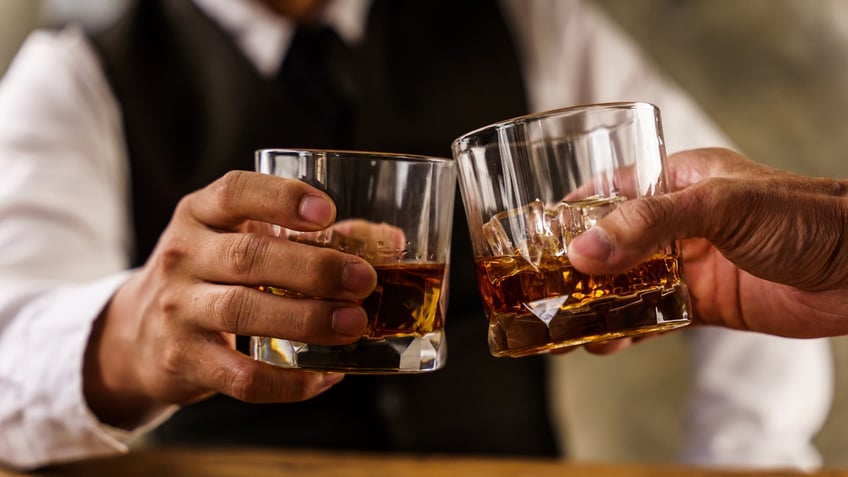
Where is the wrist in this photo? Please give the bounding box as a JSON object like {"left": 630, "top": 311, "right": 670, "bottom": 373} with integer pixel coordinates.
{"left": 82, "top": 277, "right": 161, "bottom": 429}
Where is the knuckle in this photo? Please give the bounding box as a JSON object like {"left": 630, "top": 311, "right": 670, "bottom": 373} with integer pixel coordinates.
{"left": 226, "top": 363, "right": 261, "bottom": 401}
{"left": 155, "top": 288, "right": 183, "bottom": 320}
{"left": 173, "top": 194, "right": 194, "bottom": 218}
{"left": 212, "top": 171, "right": 251, "bottom": 211}
{"left": 619, "top": 197, "right": 666, "bottom": 232}
{"left": 693, "top": 177, "right": 730, "bottom": 206}
{"left": 157, "top": 241, "right": 190, "bottom": 274}
{"left": 210, "top": 286, "right": 251, "bottom": 334}
{"left": 158, "top": 340, "right": 187, "bottom": 378}
{"left": 692, "top": 178, "right": 745, "bottom": 241}
{"left": 154, "top": 197, "right": 200, "bottom": 273}
{"left": 221, "top": 233, "right": 270, "bottom": 279}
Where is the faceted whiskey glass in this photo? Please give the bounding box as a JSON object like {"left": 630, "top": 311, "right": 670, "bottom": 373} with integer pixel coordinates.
{"left": 452, "top": 102, "right": 691, "bottom": 357}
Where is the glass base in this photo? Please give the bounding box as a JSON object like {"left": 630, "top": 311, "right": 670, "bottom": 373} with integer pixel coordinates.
{"left": 251, "top": 331, "right": 446, "bottom": 374}
{"left": 489, "top": 284, "right": 691, "bottom": 358}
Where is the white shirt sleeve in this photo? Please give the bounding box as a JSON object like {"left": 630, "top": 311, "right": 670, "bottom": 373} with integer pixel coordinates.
{"left": 504, "top": 0, "right": 833, "bottom": 469}
{"left": 680, "top": 328, "right": 831, "bottom": 470}
{"left": 0, "top": 26, "right": 173, "bottom": 470}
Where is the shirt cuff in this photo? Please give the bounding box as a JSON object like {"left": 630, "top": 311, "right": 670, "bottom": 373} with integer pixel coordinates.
{"left": 0, "top": 271, "right": 177, "bottom": 470}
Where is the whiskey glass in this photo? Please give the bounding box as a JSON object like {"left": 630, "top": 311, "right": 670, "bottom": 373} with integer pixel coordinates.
{"left": 452, "top": 102, "right": 691, "bottom": 357}
{"left": 252, "top": 149, "right": 456, "bottom": 373}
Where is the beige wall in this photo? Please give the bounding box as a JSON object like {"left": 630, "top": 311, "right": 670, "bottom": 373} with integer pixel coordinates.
{"left": 596, "top": 0, "right": 848, "bottom": 179}
{"left": 0, "top": 0, "right": 40, "bottom": 77}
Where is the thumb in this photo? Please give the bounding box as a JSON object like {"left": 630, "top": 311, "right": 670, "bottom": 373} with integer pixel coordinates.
{"left": 566, "top": 190, "right": 692, "bottom": 275}
{"left": 567, "top": 174, "right": 848, "bottom": 291}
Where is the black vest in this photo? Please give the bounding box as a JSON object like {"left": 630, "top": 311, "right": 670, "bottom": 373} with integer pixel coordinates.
{"left": 91, "top": 0, "right": 559, "bottom": 457}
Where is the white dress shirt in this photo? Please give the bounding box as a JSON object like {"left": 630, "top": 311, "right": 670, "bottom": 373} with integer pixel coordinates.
{"left": 0, "top": 0, "right": 833, "bottom": 470}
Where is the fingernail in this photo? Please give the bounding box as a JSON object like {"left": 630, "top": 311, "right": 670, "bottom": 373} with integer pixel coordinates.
{"left": 299, "top": 195, "right": 333, "bottom": 226}
{"left": 570, "top": 227, "right": 612, "bottom": 261}
{"left": 332, "top": 307, "right": 368, "bottom": 336}
{"left": 341, "top": 261, "right": 376, "bottom": 294}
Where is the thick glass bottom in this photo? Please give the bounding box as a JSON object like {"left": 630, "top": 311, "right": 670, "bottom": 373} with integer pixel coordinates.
{"left": 251, "top": 331, "right": 446, "bottom": 374}
{"left": 489, "top": 284, "right": 691, "bottom": 357}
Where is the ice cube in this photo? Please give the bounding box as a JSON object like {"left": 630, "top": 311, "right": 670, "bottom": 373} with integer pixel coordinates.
{"left": 558, "top": 195, "right": 627, "bottom": 245}
{"left": 482, "top": 213, "right": 515, "bottom": 256}
{"left": 482, "top": 199, "right": 565, "bottom": 269}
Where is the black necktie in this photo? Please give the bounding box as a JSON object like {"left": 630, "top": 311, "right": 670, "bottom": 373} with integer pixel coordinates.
{"left": 280, "top": 25, "right": 360, "bottom": 148}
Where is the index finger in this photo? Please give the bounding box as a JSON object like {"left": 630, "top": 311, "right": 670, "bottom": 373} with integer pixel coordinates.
{"left": 182, "top": 171, "right": 336, "bottom": 232}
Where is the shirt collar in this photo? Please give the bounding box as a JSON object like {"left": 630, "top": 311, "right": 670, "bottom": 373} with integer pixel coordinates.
{"left": 191, "top": 0, "right": 372, "bottom": 78}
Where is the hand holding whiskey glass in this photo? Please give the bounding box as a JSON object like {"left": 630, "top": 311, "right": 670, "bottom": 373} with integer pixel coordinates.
{"left": 252, "top": 149, "right": 456, "bottom": 373}
{"left": 452, "top": 102, "right": 691, "bottom": 357}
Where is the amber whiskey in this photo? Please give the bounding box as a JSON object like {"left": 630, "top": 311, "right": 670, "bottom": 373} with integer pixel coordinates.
{"left": 262, "top": 262, "right": 445, "bottom": 339}
{"left": 475, "top": 252, "right": 690, "bottom": 357}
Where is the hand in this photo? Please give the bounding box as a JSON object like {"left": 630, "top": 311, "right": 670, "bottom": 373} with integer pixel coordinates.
{"left": 567, "top": 147, "right": 848, "bottom": 339}
{"left": 83, "top": 171, "right": 378, "bottom": 428}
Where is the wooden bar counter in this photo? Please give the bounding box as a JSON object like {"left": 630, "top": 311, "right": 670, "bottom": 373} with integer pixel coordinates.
{"left": 3, "top": 448, "right": 847, "bottom": 477}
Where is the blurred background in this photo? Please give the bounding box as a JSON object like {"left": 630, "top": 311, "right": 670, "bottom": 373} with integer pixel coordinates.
{"left": 560, "top": 0, "right": 848, "bottom": 468}
{"left": 1, "top": 0, "right": 846, "bottom": 468}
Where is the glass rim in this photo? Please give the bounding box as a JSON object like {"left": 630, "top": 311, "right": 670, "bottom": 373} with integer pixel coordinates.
{"left": 451, "top": 101, "right": 659, "bottom": 150}
{"left": 255, "top": 148, "right": 454, "bottom": 165}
